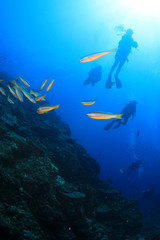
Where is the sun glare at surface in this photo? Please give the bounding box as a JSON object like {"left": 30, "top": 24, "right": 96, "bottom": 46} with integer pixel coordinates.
{"left": 123, "top": 0, "right": 160, "bottom": 17}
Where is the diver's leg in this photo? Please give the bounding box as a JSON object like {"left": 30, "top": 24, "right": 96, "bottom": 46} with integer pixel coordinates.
{"left": 115, "top": 59, "right": 126, "bottom": 76}
{"left": 109, "top": 59, "right": 119, "bottom": 77}
{"left": 106, "top": 59, "right": 119, "bottom": 89}
{"left": 104, "top": 120, "right": 119, "bottom": 131}
{"left": 115, "top": 60, "right": 126, "bottom": 88}
{"left": 112, "top": 120, "right": 121, "bottom": 129}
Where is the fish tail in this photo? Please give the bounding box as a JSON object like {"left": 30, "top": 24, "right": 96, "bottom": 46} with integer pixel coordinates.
{"left": 116, "top": 114, "right": 123, "bottom": 119}
{"left": 30, "top": 90, "right": 33, "bottom": 94}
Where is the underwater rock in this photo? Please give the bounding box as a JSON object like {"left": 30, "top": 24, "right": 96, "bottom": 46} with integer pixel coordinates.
{"left": 60, "top": 191, "right": 86, "bottom": 199}
{"left": 0, "top": 71, "right": 142, "bottom": 240}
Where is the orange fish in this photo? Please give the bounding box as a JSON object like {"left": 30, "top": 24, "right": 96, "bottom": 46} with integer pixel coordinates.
{"left": 80, "top": 49, "right": 116, "bottom": 63}
{"left": 46, "top": 78, "right": 55, "bottom": 92}
{"left": 86, "top": 112, "right": 122, "bottom": 120}
{"left": 37, "top": 104, "right": 60, "bottom": 114}
{"left": 80, "top": 100, "right": 96, "bottom": 105}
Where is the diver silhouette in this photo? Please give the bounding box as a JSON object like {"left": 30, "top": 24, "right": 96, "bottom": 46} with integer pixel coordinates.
{"left": 83, "top": 65, "right": 102, "bottom": 86}
{"left": 128, "top": 160, "right": 142, "bottom": 174}
{"left": 104, "top": 100, "right": 137, "bottom": 131}
{"left": 106, "top": 28, "right": 138, "bottom": 89}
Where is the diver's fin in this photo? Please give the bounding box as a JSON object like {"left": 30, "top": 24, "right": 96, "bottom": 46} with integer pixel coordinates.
{"left": 115, "top": 75, "right": 122, "bottom": 88}
{"left": 105, "top": 76, "right": 112, "bottom": 89}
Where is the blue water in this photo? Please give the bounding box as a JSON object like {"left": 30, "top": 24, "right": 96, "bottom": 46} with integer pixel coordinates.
{"left": 1, "top": 0, "right": 160, "bottom": 224}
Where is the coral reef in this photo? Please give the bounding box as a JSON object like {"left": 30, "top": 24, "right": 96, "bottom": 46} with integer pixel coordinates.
{"left": 0, "top": 71, "right": 142, "bottom": 239}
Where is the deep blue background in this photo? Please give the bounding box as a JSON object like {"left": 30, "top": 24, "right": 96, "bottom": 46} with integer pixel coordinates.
{"left": 1, "top": 0, "right": 160, "bottom": 220}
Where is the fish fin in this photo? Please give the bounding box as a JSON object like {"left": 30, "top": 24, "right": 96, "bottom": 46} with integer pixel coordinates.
{"left": 30, "top": 90, "right": 33, "bottom": 94}
{"left": 116, "top": 114, "right": 123, "bottom": 119}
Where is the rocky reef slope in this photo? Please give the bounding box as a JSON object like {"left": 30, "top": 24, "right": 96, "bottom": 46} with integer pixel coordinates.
{"left": 0, "top": 71, "right": 142, "bottom": 240}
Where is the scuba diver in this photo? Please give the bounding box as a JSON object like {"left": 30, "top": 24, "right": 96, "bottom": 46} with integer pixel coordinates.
{"left": 127, "top": 160, "right": 142, "bottom": 174}
{"left": 104, "top": 100, "right": 137, "bottom": 131}
{"left": 106, "top": 28, "right": 138, "bottom": 89}
{"left": 83, "top": 65, "right": 102, "bottom": 86}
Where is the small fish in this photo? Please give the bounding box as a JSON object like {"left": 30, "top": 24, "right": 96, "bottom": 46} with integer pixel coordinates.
{"left": 0, "top": 87, "right": 6, "bottom": 95}
{"left": 30, "top": 89, "right": 40, "bottom": 97}
{"left": 35, "top": 94, "right": 46, "bottom": 102}
{"left": 7, "top": 84, "right": 17, "bottom": 98}
{"left": 86, "top": 112, "right": 123, "bottom": 120}
{"left": 80, "top": 49, "right": 116, "bottom": 63}
{"left": 40, "top": 76, "right": 50, "bottom": 90}
{"left": 137, "top": 130, "right": 140, "bottom": 137}
{"left": 37, "top": 104, "right": 60, "bottom": 114}
{"left": 106, "top": 178, "right": 112, "bottom": 184}
{"left": 14, "top": 86, "right": 23, "bottom": 102}
{"left": 11, "top": 80, "right": 23, "bottom": 90}
{"left": 46, "top": 78, "right": 55, "bottom": 92}
{"left": 7, "top": 95, "right": 14, "bottom": 104}
{"left": 17, "top": 75, "right": 31, "bottom": 87}
{"left": 81, "top": 100, "right": 96, "bottom": 105}
{"left": 21, "top": 88, "right": 36, "bottom": 103}
{"left": 0, "top": 79, "right": 3, "bottom": 82}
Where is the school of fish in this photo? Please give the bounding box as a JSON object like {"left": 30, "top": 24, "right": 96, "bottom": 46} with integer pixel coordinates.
{"left": 0, "top": 48, "right": 122, "bottom": 121}
{"left": 0, "top": 76, "right": 59, "bottom": 114}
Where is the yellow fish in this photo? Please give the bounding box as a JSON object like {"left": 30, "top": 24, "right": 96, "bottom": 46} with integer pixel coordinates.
{"left": 86, "top": 112, "right": 123, "bottom": 120}
{"left": 7, "top": 84, "right": 17, "bottom": 98}
{"left": 11, "top": 80, "right": 23, "bottom": 90}
{"left": 0, "top": 87, "right": 6, "bottom": 95}
{"left": 7, "top": 95, "right": 14, "bottom": 104}
{"left": 40, "top": 76, "right": 50, "bottom": 90}
{"left": 21, "top": 88, "right": 36, "bottom": 103}
{"left": 35, "top": 94, "right": 46, "bottom": 102}
{"left": 30, "top": 90, "right": 40, "bottom": 97}
{"left": 80, "top": 100, "right": 96, "bottom": 105}
{"left": 17, "top": 75, "right": 31, "bottom": 87}
{"left": 46, "top": 78, "right": 55, "bottom": 92}
{"left": 37, "top": 104, "right": 60, "bottom": 114}
{"left": 80, "top": 49, "right": 116, "bottom": 63}
{"left": 14, "top": 86, "right": 23, "bottom": 102}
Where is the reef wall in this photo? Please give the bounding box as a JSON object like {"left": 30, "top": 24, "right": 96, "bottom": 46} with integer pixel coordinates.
{"left": 0, "top": 71, "right": 142, "bottom": 240}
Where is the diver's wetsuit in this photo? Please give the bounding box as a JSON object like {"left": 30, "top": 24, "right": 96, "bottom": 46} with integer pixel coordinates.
{"left": 106, "top": 29, "right": 138, "bottom": 88}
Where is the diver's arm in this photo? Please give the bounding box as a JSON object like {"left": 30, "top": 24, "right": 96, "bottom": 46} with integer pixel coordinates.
{"left": 132, "top": 41, "right": 138, "bottom": 48}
